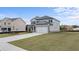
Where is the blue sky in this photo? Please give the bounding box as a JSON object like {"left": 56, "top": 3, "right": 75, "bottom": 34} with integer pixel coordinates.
{"left": 0, "top": 7, "right": 79, "bottom": 25}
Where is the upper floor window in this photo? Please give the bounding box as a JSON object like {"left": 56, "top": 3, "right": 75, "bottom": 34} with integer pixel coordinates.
{"left": 37, "top": 21, "right": 39, "bottom": 23}
{"left": 8, "top": 23, "right": 11, "bottom": 25}
{"left": 51, "top": 20, "right": 52, "bottom": 22}
{"left": 4, "top": 22, "right": 6, "bottom": 25}
{"left": 32, "top": 21, "right": 35, "bottom": 24}
{"left": 49, "top": 20, "right": 52, "bottom": 23}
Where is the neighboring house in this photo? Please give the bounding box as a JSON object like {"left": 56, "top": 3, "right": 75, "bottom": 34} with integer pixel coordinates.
{"left": 0, "top": 17, "right": 26, "bottom": 32}
{"left": 73, "top": 28, "right": 79, "bottom": 31}
{"left": 28, "top": 16, "right": 60, "bottom": 33}
{"left": 72, "top": 25, "right": 79, "bottom": 31}
{"left": 61, "top": 25, "right": 73, "bottom": 31}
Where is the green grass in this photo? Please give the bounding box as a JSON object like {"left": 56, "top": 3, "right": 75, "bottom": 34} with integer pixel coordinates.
{"left": 0, "top": 32, "right": 28, "bottom": 38}
{"left": 9, "top": 32, "right": 79, "bottom": 51}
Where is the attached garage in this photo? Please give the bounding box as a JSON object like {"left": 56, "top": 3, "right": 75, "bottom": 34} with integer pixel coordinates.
{"left": 36, "top": 26, "right": 48, "bottom": 33}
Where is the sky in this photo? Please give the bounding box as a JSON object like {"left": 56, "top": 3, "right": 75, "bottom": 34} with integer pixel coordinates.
{"left": 0, "top": 7, "right": 79, "bottom": 25}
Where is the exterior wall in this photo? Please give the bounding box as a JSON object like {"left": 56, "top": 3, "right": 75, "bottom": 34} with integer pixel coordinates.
{"left": 0, "top": 18, "right": 26, "bottom": 32}
{"left": 64, "top": 25, "right": 73, "bottom": 31}
{"left": 12, "top": 19, "right": 26, "bottom": 31}
{"left": 0, "top": 19, "right": 13, "bottom": 32}
{"left": 49, "top": 20, "right": 60, "bottom": 32}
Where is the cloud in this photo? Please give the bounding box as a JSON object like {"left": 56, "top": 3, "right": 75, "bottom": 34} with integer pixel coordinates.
{"left": 69, "top": 15, "right": 79, "bottom": 19}
{"left": 52, "top": 7, "right": 79, "bottom": 17}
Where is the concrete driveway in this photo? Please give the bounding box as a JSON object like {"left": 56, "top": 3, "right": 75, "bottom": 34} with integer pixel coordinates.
{"left": 0, "top": 32, "right": 45, "bottom": 51}
{"left": 0, "top": 33, "right": 44, "bottom": 42}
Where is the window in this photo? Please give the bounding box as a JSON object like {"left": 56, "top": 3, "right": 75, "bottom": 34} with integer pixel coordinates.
{"left": 32, "top": 21, "right": 35, "bottom": 24}
{"left": 51, "top": 20, "right": 52, "bottom": 22}
{"left": 37, "top": 21, "right": 39, "bottom": 23}
{"left": 8, "top": 23, "right": 11, "bottom": 25}
{"left": 1, "top": 28, "right": 7, "bottom": 30}
{"left": 49, "top": 20, "right": 52, "bottom": 23}
{"left": 4, "top": 22, "right": 6, "bottom": 25}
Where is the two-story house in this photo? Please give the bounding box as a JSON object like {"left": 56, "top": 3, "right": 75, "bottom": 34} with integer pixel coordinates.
{"left": 29, "top": 16, "right": 60, "bottom": 33}
{"left": 0, "top": 17, "right": 26, "bottom": 32}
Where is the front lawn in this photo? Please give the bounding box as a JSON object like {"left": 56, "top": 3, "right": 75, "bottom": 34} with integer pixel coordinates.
{"left": 9, "top": 32, "right": 79, "bottom": 51}
{"left": 0, "top": 32, "right": 28, "bottom": 38}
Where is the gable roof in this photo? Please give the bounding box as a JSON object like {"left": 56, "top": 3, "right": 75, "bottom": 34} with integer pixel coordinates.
{"left": 3, "top": 17, "right": 20, "bottom": 21}
{"left": 31, "top": 16, "right": 60, "bottom": 22}
{"left": 0, "top": 17, "right": 26, "bottom": 24}
{"left": 41, "top": 16, "right": 54, "bottom": 19}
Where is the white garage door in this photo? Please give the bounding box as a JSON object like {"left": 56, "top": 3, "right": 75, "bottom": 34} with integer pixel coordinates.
{"left": 36, "top": 26, "right": 48, "bottom": 33}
